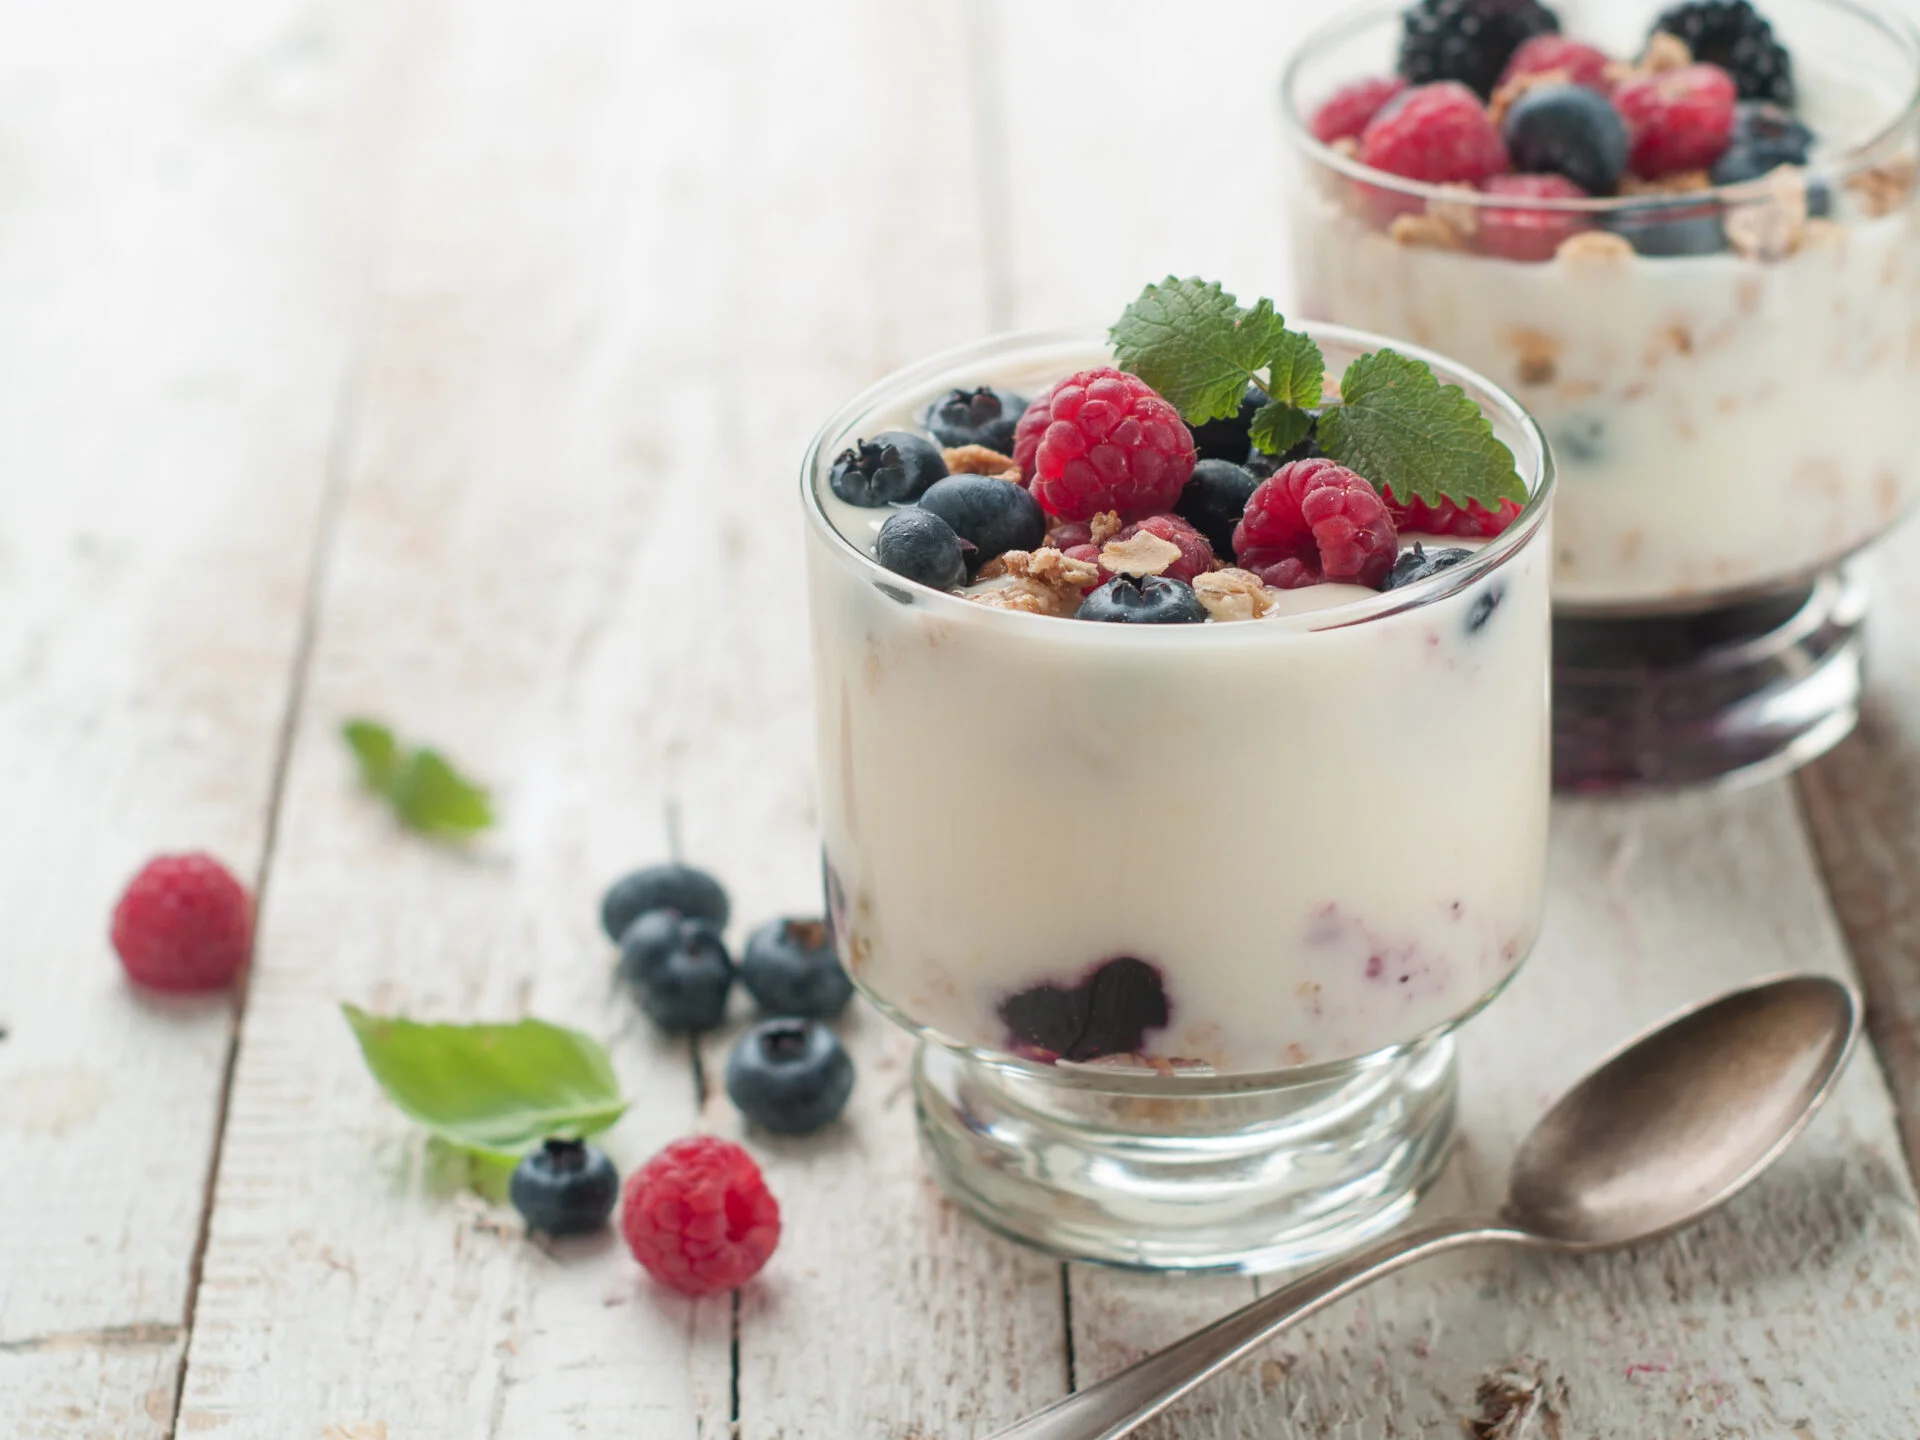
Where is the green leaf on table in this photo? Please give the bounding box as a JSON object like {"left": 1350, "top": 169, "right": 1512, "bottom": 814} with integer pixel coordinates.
{"left": 1110, "top": 279, "right": 1316, "bottom": 425}
{"left": 341, "top": 718, "right": 494, "bottom": 838}
{"left": 1248, "top": 402, "right": 1316, "bottom": 459}
{"left": 1316, "top": 349, "right": 1526, "bottom": 509}
{"left": 342, "top": 1004, "right": 628, "bottom": 1162}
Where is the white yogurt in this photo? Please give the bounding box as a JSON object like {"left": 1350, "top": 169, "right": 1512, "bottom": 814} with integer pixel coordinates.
{"left": 804, "top": 337, "right": 1553, "bottom": 1076}
{"left": 1289, "top": 73, "right": 1920, "bottom": 611}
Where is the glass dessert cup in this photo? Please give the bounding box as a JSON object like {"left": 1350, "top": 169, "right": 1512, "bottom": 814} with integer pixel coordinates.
{"left": 1282, "top": 0, "right": 1920, "bottom": 790}
{"left": 802, "top": 326, "right": 1555, "bottom": 1273}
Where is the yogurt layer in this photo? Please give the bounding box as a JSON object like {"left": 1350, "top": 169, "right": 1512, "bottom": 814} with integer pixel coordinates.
{"left": 805, "top": 342, "right": 1552, "bottom": 1076}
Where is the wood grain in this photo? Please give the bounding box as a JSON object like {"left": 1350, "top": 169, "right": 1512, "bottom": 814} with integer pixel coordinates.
{"left": 0, "top": 0, "right": 410, "bottom": 1430}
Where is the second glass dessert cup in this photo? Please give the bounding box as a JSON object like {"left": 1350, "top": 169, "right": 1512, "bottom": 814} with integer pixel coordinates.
{"left": 802, "top": 326, "right": 1556, "bottom": 1273}
{"left": 1282, "top": 0, "right": 1920, "bottom": 790}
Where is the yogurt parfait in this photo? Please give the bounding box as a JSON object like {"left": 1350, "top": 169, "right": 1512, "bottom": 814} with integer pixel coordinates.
{"left": 1283, "top": 0, "right": 1920, "bottom": 787}
{"left": 802, "top": 283, "right": 1554, "bottom": 1270}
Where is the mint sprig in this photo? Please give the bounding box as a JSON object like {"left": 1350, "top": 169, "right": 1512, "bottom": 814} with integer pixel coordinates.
{"left": 343, "top": 1005, "right": 628, "bottom": 1163}
{"left": 343, "top": 719, "right": 494, "bottom": 838}
{"left": 1111, "top": 278, "right": 1524, "bottom": 512}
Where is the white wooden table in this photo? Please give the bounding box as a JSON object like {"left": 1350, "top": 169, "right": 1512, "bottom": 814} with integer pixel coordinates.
{"left": 6, "top": 2, "right": 1920, "bottom": 1435}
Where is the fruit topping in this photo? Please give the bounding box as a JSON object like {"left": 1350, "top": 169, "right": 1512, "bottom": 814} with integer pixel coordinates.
{"left": 1360, "top": 81, "right": 1510, "bottom": 186}
{"left": 1383, "top": 542, "right": 1478, "bottom": 589}
{"left": 622, "top": 1136, "right": 780, "bottom": 1296}
{"left": 110, "top": 853, "right": 252, "bottom": 992}
{"left": 828, "top": 430, "right": 948, "bottom": 507}
{"left": 601, "top": 862, "right": 730, "bottom": 942}
{"left": 1711, "top": 100, "right": 1814, "bottom": 182}
{"left": 1187, "top": 385, "right": 1264, "bottom": 461}
{"left": 1498, "top": 34, "right": 1613, "bottom": 92}
{"left": 1652, "top": 0, "right": 1794, "bottom": 106}
{"left": 1077, "top": 574, "right": 1210, "bottom": 625}
{"left": 1233, "top": 457, "right": 1400, "bottom": 589}
{"left": 740, "top": 917, "right": 853, "bottom": 1018}
{"left": 916, "top": 473, "right": 1047, "bottom": 576}
{"left": 1614, "top": 63, "right": 1737, "bottom": 178}
{"left": 1109, "top": 513, "right": 1214, "bottom": 584}
{"left": 1386, "top": 490, "right": 1524, "bottom": 537}
{"left": 1478, "top": 173, "right": 1594, "bottom": 261}
{"left": 875, "top": 507, "right": 969, "bottom": 591}
{"left": 1399, "top": 0, "right": 1563, "bottom": 99}
{"left": 725, "top": 1018, "right": 855, "bottom": 1135}
{"left": 999, "top": 957, "right": 1171, "bottom": 1063}
{"left": 1500, "top": 84, "right": 1628, "bottom": 194}
{"left": 510, "top": 1138, "right": 620, "bottom": 1237}
{"left": 1014, "top": 368, "right": 1197, "bottom": 521}
{"left": 1311, "top": 76, "right": 1410, "bottom": 144}
{"left": 1604, "top": 199, "right": 1727, "bottom": 255}
{"left": 921, "top": 386, "right": 1028, "bottom": 454}
{"left": 1175, "top": 459, "right": 1263, "bottom": 556}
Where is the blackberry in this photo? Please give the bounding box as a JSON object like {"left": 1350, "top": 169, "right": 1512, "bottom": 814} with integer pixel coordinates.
{"left": 1399, "top": 0, "right": 1562, "bottom": 99}
{"left": 1652, "top": 1, "right": 1794, "bottom": 106}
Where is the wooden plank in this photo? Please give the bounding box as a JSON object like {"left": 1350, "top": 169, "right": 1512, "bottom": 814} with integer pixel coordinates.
{"left": 1801, "top": 532, "right": 1920, "bottom": 1183}
{"left": 175, "top": 1, "right": 1065, "bottom": 1435}
{"left": 0, "top": 1, "right": 410, "bottom": 1432}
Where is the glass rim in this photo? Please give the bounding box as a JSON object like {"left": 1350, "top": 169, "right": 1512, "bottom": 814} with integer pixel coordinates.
{"left": 799, "top": 321, "right": 1556, "bottom": 641}
{"left": 1278, "top": 0, "right": 1920, "bottom": 215}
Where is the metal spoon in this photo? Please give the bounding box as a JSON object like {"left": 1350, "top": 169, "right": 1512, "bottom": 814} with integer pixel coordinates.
{"left": 983, "top": 974, "right": 1861, "bottom": 1440}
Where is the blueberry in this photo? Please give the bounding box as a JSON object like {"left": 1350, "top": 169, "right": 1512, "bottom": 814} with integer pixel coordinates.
{"left": 632, "top": 918, "right": 733, "bottom": 1032}
{"left": 998, "top": 957, "right": 1170, "bottom": 1062}
{"left": 724, "top": 1018, "right": 855, "bottom": 1135}
{"left": 1466, "top": 583, "right": 1506, "bottom": 634}
{"left": 601, "top": 863, "right": 729, "bottom": 942}
{"left": 1712, "top": 103, "right": 1829, "bottom": 214}
{"left": 829, "top": 431, "right": 948, "bottom": 507}
{"left": 1175, "top": 459, "right": 1263, "bottom": 557}
{"left": 916, "top": 474, "right": 1046, "bottom": 576}
{"left": 1383, "top": 543, "right": 1477, "bottom": 590}
{"left": 741, "top": 917, "right": 854, "bottom": 1017}
{"left": 509, "top": 1137, "right": 619, "bottom": 1236}
{"left": 875, "top": 508, "right": 968, "bottom": 591}
{"left": 1606, "top": 202, "right": 1726, "bottom": 256}
{"left": 921, "top": 386, "right": 1028, "bottom": 454}
{"left": 1078, "top": 575, "right": 1210, "bottom": 625}
{"left": 1188, "top": 386, "right": 1263, "bottom": 463}
{"left": 1501, "top": 84, "right": 1628, "bottom": 195}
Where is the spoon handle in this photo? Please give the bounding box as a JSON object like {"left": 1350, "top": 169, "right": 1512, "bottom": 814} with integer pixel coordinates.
{"left": 981, "top": 1218, "right": 1521, "bottom": 1440}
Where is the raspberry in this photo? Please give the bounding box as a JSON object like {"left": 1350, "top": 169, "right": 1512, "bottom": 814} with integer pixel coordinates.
{"left": 621, "top": 1136, "right": 781, "bottom": 1296}
{"left": 1477, "top": 173, "right": 1591, "bottom": 262}
{"left": 1386, "top": 491, "right": 1524, "bottom": 537}
{"left": 110, "top": 853, "right": 252, "bottom": 991}
{"left": 1310, "top": 77, "right": 1407, "bottom": 144}
{"left": 1013, "top": 369, "right": 1196, "bottom": 522}
{"left": 1360, "top": 82, "right": 1509, "bottom": 186}
{"left": 1498, "top": 35, "right": 1613, "bottom": 92}
{"left": 1614, "top": 64, "right": 1737, "bottom": 178}
{"left": 1232, "top": 459, "right": 1399, "bottom": 590}
{"left": 1111, "top": 513, "right": 1214, "bottom": 584}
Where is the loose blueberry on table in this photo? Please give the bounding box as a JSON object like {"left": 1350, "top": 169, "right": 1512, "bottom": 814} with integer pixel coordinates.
{"left": 725, "top": 1018, "right": 856, "bottom": 1135}
{"left": 740, "top": 917, "right": 854, "bottom": 1017}
{"left": 510, "top": 1137, "right": 620, "bottom": 1236}
{"left": 1309, "top": 0, "right": 1818, "bottom": 263}
{"left": 833, "top": 276, "right": 1527, "bottom": 628}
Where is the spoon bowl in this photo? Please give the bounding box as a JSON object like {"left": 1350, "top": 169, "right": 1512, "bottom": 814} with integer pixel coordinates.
{"left": 985, "top": 974, "right": 1863, "bottom": 1440}
{"left": 1505, "top": 975, "right": 1861, "bottom": 1249}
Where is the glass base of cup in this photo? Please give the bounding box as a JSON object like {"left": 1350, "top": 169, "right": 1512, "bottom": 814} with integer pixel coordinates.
{"left": 912, "top": 1035, "right": 1458, "bottom": 1275}
{"left": 1552, "top": 566, "right": 1866, "bottom": 794}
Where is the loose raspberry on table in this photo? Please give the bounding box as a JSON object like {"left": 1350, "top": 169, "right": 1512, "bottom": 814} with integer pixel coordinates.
{"left": 1386, "top": 490, "right": 1524, "bottom": 537}
{"left": 1311, "top": 77, "right": 1408, "bottom": 144}
{"left": 1498, "top": 35, "right": 1613, "bottom": 92}
{"left": 621, "top": 1136, "right": 781, "bottom": 1296}
{"left": 110, "top": 853, "right": 252, "bottom": 991}
{"left": 1614, "top": 64, "right": 1737, "bottom": 178}
{"left": 1477, "top": 173, "right": 1592, "bottom": 262}
{"left": 1360, "top": 82, "right": 1509, "bottom": 186}
{"left": 1232, "top": 458, "right": 1400, "bottom": 590}
{"left": 1013, "top": 368, "right": 1196, "bottom": 522}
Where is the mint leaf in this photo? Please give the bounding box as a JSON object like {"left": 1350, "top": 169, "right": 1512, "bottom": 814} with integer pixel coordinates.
{"left": 1110, "top": 279, "right": 1303, "bottom": 425}
{"left": 343, "top": 720, "right": 401, "bottom": 792}
{"left": 1318, "top": 350, "right": 1526, "bottom": 509}
{"left": 391, "top": 750, "right": 493, "bottom": 837}
{"left": 1249, "top": 403, "right": 1315, "bottom": 458}
{"left": 1264, "top": 329, "right": 1326, "bottom": 411}
{"left": 343, "top": 720, "right": 493, "bottom": 838}
{"left": 343, "top": 1005, "right": 627, "bottom": 1162}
